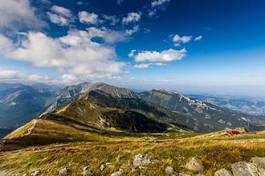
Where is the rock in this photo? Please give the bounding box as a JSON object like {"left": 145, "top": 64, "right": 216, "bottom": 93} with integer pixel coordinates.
{"left": 185, "top": 157, "right": 204, "bottom": 173}
{"left": 251, "top": 157, "right": 265, "bottom": 175}
{"left": 31, "top": 170, "right": 40, "bottom": 176}
{"left": 100, "top": 163, "right": 106, "bottom": 171}
{"left": 58, "top": 167, "right": 69, "bottom": 176}
{"left": 231, "top": 161, "right": 259, "bottom": 176}
{"left": 133, "top": 154, "right": 151, "bottom": 168}
{"left": 165, "top": 166, "right": 174, "bottom": 176}
{"left": 178, "top": 173, "right": 191, "bottom": 176}
{"left": 214, "top": 169, "right": 233, "bottom": 176}
{"left": 82, "top": 166, "right": 91, "bottom": 176}
{"left": 110, "top": 169, "right": 123, "bottom": 176}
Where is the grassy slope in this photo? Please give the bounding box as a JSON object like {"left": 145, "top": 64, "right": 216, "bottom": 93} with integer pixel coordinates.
{"left": 1, "top": 131, "right": 265, "bottom": 175}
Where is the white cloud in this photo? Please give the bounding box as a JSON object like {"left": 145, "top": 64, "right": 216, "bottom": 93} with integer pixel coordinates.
{"left": 102, "top": 15, "right": 120, "bottom": 25}
{"left": 78, "top": 11, "right": 98, "bottom": 25}
{"left": 134, "top": 62, "right": 166, "bottom": 69}
{"left": 0, "top": 34, "right": 14, "bottom": 54}
{"left": 172, "top": 34, "right": 192, "bottom": 46}
{"left": 0, "top": 69, "right": 19, "bottom": 79}
{"left": 122, "top": 12, "right": 141, "bottom": 24}
{"left": 130, "top": 48, "right": 187, "bottom": 63}
{"left": 0, "top": 30, "right": 126, "bottom": 83}
{"left": 27, "top": 74, "right": 54, "bottom": 82}
{"left": 51, "top": 5, "right": 72, "bottom": 17}
{"left": 86, "top": 27, "right": 129, "bottom": 43}
{"left": 194, "top": 35, "right": 203, "bottom": 41}
{"left": 125, "top": 25, "right": 139, "bottom": 35}
{"left": 134, "top": 63, "right": 152, "bottom": 69}
{"left": 0, "top": 0, "right": 44, "bottom": 30}
{"left": 62, "top": 74, "right": 78, "bottom": 84}
{"left": 47, "top": 5, "right": 73, "bottom": 26}
{"left": 151, "top": 0, "right": 171, "bottom": 7}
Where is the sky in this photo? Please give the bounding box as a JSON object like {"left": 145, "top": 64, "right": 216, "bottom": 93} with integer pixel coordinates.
{"left": 0, "top": 0, "right": 265, "bottom": 96}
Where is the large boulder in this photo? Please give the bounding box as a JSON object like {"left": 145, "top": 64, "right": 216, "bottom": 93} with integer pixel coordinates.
{"left": 231, "top": 161, "right": 259, "bottom": 176}
{"left": 184, "top": 157, "right": 204, "bottom": 173}
{"left": 214, "top": 168, "right": 233, "bottom": 176}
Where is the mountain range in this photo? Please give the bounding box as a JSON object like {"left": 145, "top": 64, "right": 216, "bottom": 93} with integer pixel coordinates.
{"left": 1, "top": 82, "right": 265, "bottom": 150}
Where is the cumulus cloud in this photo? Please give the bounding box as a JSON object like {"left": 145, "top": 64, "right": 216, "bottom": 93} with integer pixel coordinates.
{"left": 130, "top": 48, "right": 187, "bottom": 63}
{"left": 194, "top": 35, "right": 203, "bottom": 41}
{"left": 47, "top": 5, "right": 73, "bottom": 26}
{"left": 172, "top": 34, "right": 192, "bottom": 46}
{"left": 78, "top": 11, "right": 98, "bottom": 25}
{"left": 0, "top": 0, "right": 44, "bottom": 30}
{"left": 0, "top": 29, "right": 126, "bottom": 83}
{"left": 151, "top": 0, "right": 171, "bottom": 7}
{"left": 122, "top": 12, "right": 141, "bottom": 24}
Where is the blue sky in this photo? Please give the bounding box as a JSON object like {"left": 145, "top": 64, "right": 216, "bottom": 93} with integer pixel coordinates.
{"left": 0, "top": 0, "right": 265, "bottom": 96}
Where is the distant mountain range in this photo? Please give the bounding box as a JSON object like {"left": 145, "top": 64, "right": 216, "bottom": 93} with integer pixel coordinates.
{"left": 189, "top": 94, "right": 265, "bottom": 116}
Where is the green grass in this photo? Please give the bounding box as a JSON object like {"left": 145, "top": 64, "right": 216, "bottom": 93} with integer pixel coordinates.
{"left": 1, "top": 130, "right": 265, "bottom": 175}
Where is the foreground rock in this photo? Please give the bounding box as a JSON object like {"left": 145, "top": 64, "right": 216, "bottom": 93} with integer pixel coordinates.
{"left": 110, "top": 169, "right": 123, "bottom": 176}
{"left": 133, "top": 154, "right": 151, "bottom": 169}
{"left": 31, "top": 170, "right": 40, "bottom": 176}
{"left": 214, "top": 168, "right": 233, "bottom": 176}
{"left": 185, "top": 157, "right": 204, "bottom": 173}
{"left": 82, "top": 166, "right": 91, "bottom": 176}
{"left": 165, "top": 166, "right": 174, "bottom": 176}
{"left": 231, "top": 161, "right": 259, "bottom": 176}
{"left": 58, "top": 167, "right": 69, "bottom": 176}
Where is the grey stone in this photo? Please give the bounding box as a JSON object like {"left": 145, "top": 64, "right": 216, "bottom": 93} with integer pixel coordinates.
{"left": 165, "top": 166, "right": 174, "bottom": 176}
{"left": 185, "top": 157, "right": 204, "bottom": 173}
{"left": 179, "top": 173, "right": 191, "bottom": 176}
{"left": 214, "top": 169, "right": 232, "bottom": 176}
{"left": 31, "top": 170, "right": 40, "bottom": 176}
{"left": 231, "top": 161, "right": 259, "bottom": 176}
{"left": 82, "top": 166, "right": 91, "bottom": 176}
{"left": 251, "top": 157, "right": 265, "bottom": 175}
{"left": 110, "top": 169, "right": 123, "bottom": 176}
{"left": 58, "top": 167, "right": 69, "bottom": 176}
{"left": 133, "top": 154, "right": 151, "bottom": 168}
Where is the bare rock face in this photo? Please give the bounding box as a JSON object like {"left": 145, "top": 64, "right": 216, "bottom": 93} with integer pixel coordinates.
{"left": 214, "top": 168, "right": 233, "bottom": 176}
{"left": 58, "top": 167, "right": 69, "bottom": 176}
{"left": 185, "top": 157, "right": 204, "bottom": 173}
{"left": 231, "top": 161, "right": 259, "bottom": 176}
{"left": 133, "top": 154, "right": 151, "bottom": 169}
{"left": 165, "top": 166, "right": 174, "bottom": 176}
